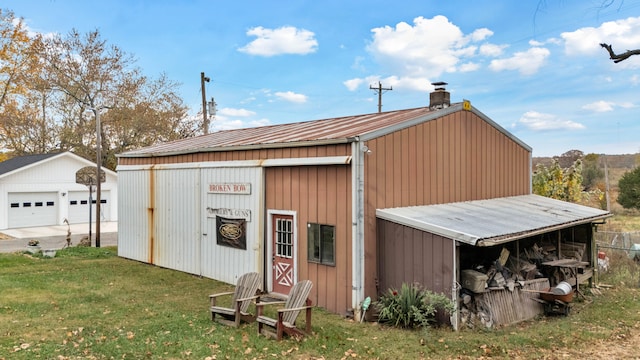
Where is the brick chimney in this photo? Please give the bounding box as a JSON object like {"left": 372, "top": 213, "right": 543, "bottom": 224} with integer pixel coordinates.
{"left": 429, "top": 81, "right": 450, "bottom": 110}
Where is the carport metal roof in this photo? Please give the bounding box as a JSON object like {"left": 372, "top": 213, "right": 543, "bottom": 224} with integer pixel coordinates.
{"left": 376, "top": 194, "right": 611, "bottom": 246}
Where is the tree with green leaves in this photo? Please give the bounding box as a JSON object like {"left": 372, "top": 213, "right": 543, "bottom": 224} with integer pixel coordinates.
{"left": 532, "top": 159, "right": 584, "bottom": 202}
{"left": 0, "top": 24, "right": 195, "bottom": 169}
{"left": 582, "top": 153, "right": 604, "bottom": 189}
{"left": 617, "top": 167, "right": 640, "bottom": 210}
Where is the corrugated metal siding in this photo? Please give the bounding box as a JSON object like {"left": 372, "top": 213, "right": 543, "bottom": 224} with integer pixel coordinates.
{"left": 364, "top": 110, "right": 531, "bottom": 297}
{"left": 200, "top": 166, "right": 263, "bottom": 284}
{"left": 118, "top": 164, "right": 263, "bottom": 284}
{"left": 152, "top": 168, "right": 201, "bottom": 275}
{"left": 265, "top": 164, "right": 352, "bottom": 315}
{"left": 117, "top": 169, "right": 151, "bottom": 263}
{"left": 376, "top": 218, "right": 454, "bottom": 295}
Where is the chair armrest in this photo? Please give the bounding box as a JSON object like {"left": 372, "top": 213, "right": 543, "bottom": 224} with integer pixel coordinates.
{"left": 209, "top": 291, "right": 234, "bottom": 299}
{"left": 256, "top": 300, "right": 287, "bottom": 316}
{"left": 277, "top": 305, "right": 313, "bottom": 313}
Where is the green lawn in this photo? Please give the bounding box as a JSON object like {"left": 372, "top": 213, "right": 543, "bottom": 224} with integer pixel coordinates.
{"left": 1, "top": 246, "right": 639, "bottom": 359}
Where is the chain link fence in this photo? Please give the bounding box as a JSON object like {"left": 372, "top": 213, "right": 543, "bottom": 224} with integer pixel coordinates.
{"left": 594, "top": 231, "right": 640, "bottom": 287}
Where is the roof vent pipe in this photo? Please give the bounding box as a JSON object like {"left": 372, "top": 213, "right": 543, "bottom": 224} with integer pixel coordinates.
{"left": 429, "top": 81, "right": 450, "bottom": 110}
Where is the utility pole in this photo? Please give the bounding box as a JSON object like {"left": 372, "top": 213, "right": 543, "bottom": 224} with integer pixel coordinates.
{"left": 369, "top": 81, "right": 392, "bottom": 113}
{"left": 201, "top": 72, "right": 211, "bottom": 134}
{"left": 95, "top": 108, "right": 101, "bottom": 248}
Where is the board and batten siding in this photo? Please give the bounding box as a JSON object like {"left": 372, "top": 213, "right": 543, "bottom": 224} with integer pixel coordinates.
{"left": 117, "top": 164, "right": 264, "bottom": 285}
{"left": 365, "top": 110, "right": 531, "bottom": 298}
{"left": 265, "top": 164, "right": 352, "bottom": 315}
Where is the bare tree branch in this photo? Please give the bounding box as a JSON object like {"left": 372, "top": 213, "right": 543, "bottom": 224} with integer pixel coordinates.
{"left": 600, "top": 43, "right": 640, "bottom": 63}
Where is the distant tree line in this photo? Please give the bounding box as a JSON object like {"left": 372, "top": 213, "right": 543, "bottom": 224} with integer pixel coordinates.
{"left": 0, "top": 9, "right": 201, "bottom": 170}
{"left": 533, "top": 149, "right": 640, "bottom": 212}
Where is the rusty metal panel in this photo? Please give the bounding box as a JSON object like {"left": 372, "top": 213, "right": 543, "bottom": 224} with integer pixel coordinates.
{"left": 200, "top": 166, "right": 264, "bottom": 285}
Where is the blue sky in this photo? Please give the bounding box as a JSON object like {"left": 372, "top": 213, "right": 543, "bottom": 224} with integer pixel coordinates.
{"left": 6, "top": 0, "right": 640, "bottom": 157}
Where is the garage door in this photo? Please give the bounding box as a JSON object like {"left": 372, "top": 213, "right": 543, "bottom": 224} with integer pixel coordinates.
{"left": 8, "top": 192, "right": 58, "bottom": 228}
{"left": 68, "top": 190, "right": 110, "bottom": 224}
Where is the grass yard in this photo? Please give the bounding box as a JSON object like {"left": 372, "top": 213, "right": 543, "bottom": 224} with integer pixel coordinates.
{"left": 1, "top": 246, "right": 640, "bottom": 359}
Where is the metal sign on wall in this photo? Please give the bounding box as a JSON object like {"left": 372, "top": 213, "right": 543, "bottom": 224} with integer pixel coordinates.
{"left": 216, "top": 216, "right": 247, "bottom": 250}
{"left": 206, "top": 207, "right": 251, "bottom": 222}
{"left": 208, "top": 183, "right": 251, "bottom": 195}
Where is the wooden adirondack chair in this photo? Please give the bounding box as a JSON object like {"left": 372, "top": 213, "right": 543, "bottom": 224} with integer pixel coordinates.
{"left": 210, "top": 272, "right": 261, "bottom": 327}
{"left": 256, "top": 280, "right": 313, "bottom": 340}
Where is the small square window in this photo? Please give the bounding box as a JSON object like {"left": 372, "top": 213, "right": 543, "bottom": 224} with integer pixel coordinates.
{"left": 307, "top": 223, "right": 335, "bottom": 266}
{"left": 23, "top": 202, "right": 31, "bottom": 207}
{"left": 35, "top": 202, "right": 43, "bottom": 207}
{"left": 70, "top": 201, "right": 78, "bottom": 205}
{"left": 10, "top": 203, "right": 19, "bottom": 208}
{"left": 81, "top": 200, "right": 87, "bottom": 205}
{"left": 46, "top": 201, "right": 54, "bottom": 206}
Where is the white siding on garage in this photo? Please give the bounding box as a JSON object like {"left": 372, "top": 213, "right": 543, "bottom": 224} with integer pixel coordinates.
{"left": 117, "top": 170, "right": 151, "bottom": 263}
{"left": 117, "top": 163, "right": 263, "bottom": 285}
{"left": 117, "top": 167, "right": 201, "bottom": 275}
{"left": 68, "top": 190, "right": 111, "bottom": 224}
{"left": 153, "top": 168, "right": 201, "bottom": 275}
{"left": 8, "top": 192, "right": 58, "bottom": 228}
{"left": 200, "top": 167, "right": 263, "bottom": 284}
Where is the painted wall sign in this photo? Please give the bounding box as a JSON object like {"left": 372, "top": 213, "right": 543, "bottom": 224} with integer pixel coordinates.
{"left": 208, "top": 183, "right": 251, "bottom": 194}
{"left": 206, "top": 207, "right": 252, "bottom": 222}
{"left": 216, "top": 216, "right": 247, "bottom": 250}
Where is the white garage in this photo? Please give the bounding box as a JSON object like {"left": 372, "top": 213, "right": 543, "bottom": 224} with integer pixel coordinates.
{"left": 68, "top": 190, "right": 111, "bottom": 223}
{"left": 8, "top": 192, "right": 58, "bottom": 228}
{"left": 0, "top": 152, "right": 118, "bottom": 230}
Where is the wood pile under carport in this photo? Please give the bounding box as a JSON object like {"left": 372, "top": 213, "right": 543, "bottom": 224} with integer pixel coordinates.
{"left": 459, "top": 241, "right": 589, "bottom": 329}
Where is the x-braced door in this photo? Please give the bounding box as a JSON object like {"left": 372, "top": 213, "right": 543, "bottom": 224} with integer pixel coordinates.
{"left": 271, "top": 214, "right": 295, "bottom": 295}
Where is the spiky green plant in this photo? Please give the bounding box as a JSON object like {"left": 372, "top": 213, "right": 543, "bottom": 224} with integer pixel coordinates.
{"left": 375, "top": 283, "right": 454, "bottom": 329}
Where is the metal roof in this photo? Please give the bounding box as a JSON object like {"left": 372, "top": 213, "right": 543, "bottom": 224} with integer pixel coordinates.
{"left": 0, "top": 153, "right": 61, "bottom": 176}
{"left": 376, "top": 194, "right": 611, "bottom": 246}
{"left": 120, "top": 106, "right": 439, "bottom": 157}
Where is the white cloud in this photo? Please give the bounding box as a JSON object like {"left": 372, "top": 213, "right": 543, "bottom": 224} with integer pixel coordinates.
{"left": 343, "top": 78, "right": 363, "bottom": 91}
{"left": 489, "top": 47, "right": 550, "bottom": 75}
{"left": 351, "top": 56, "right": 366, "bottom": 71}
{"left": 582, "top": 100, "right": 636, "bottom": 112}
{"left": 274, "top": 91, "right": 308, "bottom": 103}
{"left": 582, "top": 101, "right": 615, "bottom": 112}
{"left": 366, "top": 15, "right": 504, "bottom": 78}
{"left": 561, "top": 16, "right": 640, "bottom": 57}
{"left": 458, "top": 62, "right": 480, "bottom": 72}
{"left": 344, "top": 75, "right": 431, "bottom": 92}
{"left": 479, "top": 43, "right": 507, "bottom": 57}
{"left": 238, "top": 26, "right": 318, "bottom": 56}
{"left": 218, "top": 107, "right": 256, "bottom": 117}
{"left": 518, "top": 111, "right": 585, "bottom": 131}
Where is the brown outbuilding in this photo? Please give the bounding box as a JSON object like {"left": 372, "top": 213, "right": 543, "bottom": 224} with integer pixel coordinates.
{"left": 117, "top": 86, "right": 609, "bottom": 328}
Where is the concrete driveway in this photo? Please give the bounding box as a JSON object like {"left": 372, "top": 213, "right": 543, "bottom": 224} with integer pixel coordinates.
{"left": 0, "top": 222, "right": 117, "bottom": 253}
